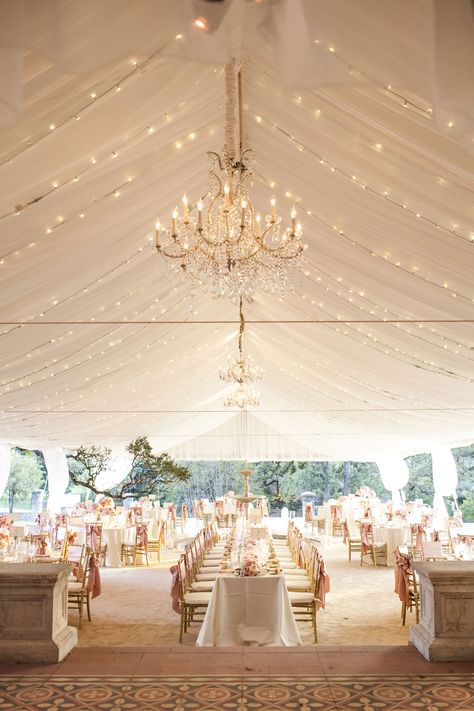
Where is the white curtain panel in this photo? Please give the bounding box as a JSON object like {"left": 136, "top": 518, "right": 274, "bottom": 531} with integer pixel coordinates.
{"left": 431, "top": 446, "right": 458, "bottom": 527}
{"left": 376, "top": 458, "right": 409, "bottom": 508}
{"left": 0, "top": 445, "right": 12, "bottom": 499}
{"left": 42, "top": 446, "right": 70, "bottom": 511}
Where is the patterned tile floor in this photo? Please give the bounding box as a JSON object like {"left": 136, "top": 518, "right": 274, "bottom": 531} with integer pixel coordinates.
{"left": 1, "top": 674, "right": 474, "bottom": 710}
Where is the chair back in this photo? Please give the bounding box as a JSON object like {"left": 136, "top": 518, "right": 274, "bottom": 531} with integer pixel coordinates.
{"left": 86, "top": 523, "right": 102, "bottom": 552}
{"left": 135, "top": 522, "right": 149, "bottom": 550}
{"left": 67, "top": 543, "right": 86, "bottom": 579}
{"left": 394, "top": 547, "right": 416, "bottom": 602}
{"left": 410, "top": 524, "right": 426, "bottom": 557}
{"left": 177, "top": 554, "right": 187, "bottom": 597}
{"left": 359, "top": 522, "right": 374, "bottom": 552}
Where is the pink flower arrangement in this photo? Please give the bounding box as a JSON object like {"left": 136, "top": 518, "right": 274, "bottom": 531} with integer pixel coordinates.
{"left": 0, "top": 527, "right": 9, "bottom": 549}
{"left": 98, "top": 496, "right": 114, "bottom": 509}
{"left": 241, "top": 557, "right": 262, "bottom": 577}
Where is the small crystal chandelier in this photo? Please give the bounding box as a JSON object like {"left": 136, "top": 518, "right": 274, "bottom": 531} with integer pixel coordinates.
{"left": 219, "top": 298, "right": 263, "bottom": 386}
{"left": 220, "top": 298, "right": 262, "bottom": 409}
{"left": 224, "top": 384, "right": 260, "bottom": 409}
{"left": 155, "top": 63, "right": 305, "bottom": 300}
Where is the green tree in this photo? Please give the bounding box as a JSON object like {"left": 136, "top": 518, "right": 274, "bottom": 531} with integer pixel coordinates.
{"left": 68, "top": 437, "right": 190, "bottom": 502}
{"left": 6, "top": 451, "right": 43, "bottom": 512}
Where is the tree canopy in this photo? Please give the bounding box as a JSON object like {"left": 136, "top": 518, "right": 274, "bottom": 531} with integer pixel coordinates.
{"left": 67, "top": 436, "right": 189, "bottom": 502}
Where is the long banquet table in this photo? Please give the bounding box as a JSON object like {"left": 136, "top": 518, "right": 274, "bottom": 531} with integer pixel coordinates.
{"left": 196, "top": 573, "right": 302, "bottom": 647}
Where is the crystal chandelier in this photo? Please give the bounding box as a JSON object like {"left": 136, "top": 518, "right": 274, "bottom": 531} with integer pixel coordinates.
{"left": 224, "top": 384, "right": 260, "bottom": 409}
{"left": 220, "top": 298, "right": 262, "bottom": 409}
{"left": 155, "top": 63, "right": 305, "bottom": 300}
{"left": 219, "top": 298, "right": 263, "bottom": 385}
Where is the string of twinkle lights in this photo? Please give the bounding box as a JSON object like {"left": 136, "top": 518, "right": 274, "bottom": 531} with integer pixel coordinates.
{"left": 251, "top": 112, "right": 474, "bottom": 247}
{"left": 254, "top": 171, "right": 474, "bottom": 306}
{"left": 0, "top": 38, "right": 187, "bottom": 170}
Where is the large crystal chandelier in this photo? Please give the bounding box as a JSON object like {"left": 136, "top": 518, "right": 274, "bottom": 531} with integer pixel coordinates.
{"left": 155, "top": 63, "right": 305, "bottom": 300}
{"left": 220, "top": 298, "right": 262, "bottom": 408}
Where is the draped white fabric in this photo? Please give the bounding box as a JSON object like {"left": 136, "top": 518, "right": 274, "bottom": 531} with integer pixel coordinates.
{"left": 376, "top": 458, "right": 410, "bottom": 508}
{"left": 431, "top": 446, "right": 458, "bottom": 527}
{"left": 42, "top": 446, "right": 70, "bottom": 511}
{"left": 0, "top": 445, "right": 12, "bottom": 499}
{"left": 0, "top": 1, "right": 473, "bottom": 461}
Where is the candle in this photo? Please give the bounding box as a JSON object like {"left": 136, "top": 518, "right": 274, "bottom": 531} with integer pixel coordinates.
{"left": 240, "top": 199, "right": 247, "bottom": 226}
{"left": 291, "top": 206, "right": 296, "bottom": 233}
{"left": 255, "top": 213, "right": 261, "bottom": 237}
{"left": 172, "top": 207, "right": 178, "bottom": 235}
{"left": 155, "top": 220, "right": 161, "bottom": 248}
{"left": 197, "top": 201, "right": 203, "bottom": 229}
{"left": 270, "top": 196, "right": 276, "bottom": 221}
{"left": 224, "top": 183, "right": 230, "bottom": 209}
{"left": 182, "top": 194, "right": 189, "bottom": 222}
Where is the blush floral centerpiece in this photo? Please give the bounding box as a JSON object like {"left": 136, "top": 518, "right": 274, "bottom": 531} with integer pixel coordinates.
{"left": 241, "top": 557, "right": 263, "bottom": 576}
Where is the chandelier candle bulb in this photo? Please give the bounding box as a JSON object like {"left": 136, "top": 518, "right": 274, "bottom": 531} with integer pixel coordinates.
{"left": 172, "top": 208, "right": 178, "bottom": 236}
{"left": 255, "top": 213, "right": 262, "bottom": 237}
{"left": 155, "top": 221, "right": 161, "bottom": 248}
{"left": 271, "top": 196, "right": 276, "bottom": 221}
{"left": 197, "top": 201, "right": 203, "bottom": 229}
{"left": 182, "top": 195, "right": 189, "bottom": 222}
{"left": 224, "top": 183, "right": 230, "bottom": 209}
{"left": 291, "top": 207, "right": 297, "bottom": 234}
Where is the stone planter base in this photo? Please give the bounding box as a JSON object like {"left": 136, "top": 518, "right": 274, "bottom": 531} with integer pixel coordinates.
{"left": 0, "top": 562, "right": 78, "bottom": 664}
{"left": 410, "top": 561, "right": 474, "bottom": 662}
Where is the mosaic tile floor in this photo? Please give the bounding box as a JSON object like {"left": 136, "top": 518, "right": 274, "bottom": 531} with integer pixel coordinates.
{"left": 0, "top": 675, "right": 473, "bottom": 710}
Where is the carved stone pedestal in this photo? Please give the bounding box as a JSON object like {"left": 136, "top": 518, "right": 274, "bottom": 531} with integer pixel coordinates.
{"left": 0, "top": 562, "right": 77, "bottom": 663}
{"left": 410, "top": 561, "right": 474, "bottom": 661}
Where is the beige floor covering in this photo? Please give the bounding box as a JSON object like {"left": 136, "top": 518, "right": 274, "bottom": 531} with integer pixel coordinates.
{"left": 74, "top": 538, "right": 411, "bottom": 647}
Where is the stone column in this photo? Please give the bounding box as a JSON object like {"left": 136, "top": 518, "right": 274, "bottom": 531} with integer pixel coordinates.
{"left": 410, "top": 561, "right": 474, "bottom": 661}
{"left": 0, "top": 562, "right": 77, "bottom": 663}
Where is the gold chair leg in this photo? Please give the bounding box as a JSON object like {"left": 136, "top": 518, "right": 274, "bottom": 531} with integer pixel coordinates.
{"left": 86, "top": 593, "right": 91, "bottom": 621}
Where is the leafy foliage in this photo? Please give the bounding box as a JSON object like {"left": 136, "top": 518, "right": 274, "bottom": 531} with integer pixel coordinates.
{"left": 6, "top": 450, "right": 44, "bottom": 512}
{"left": 68, "top": 436, "right": 189, "bottom": 502}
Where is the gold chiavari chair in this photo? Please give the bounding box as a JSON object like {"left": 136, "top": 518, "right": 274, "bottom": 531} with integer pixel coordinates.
{"left": 343, "top": 520, "right": 362, "bottom": 563}
{"left": 68, "top": 553, "right": 95, "bottom": 628}
{"left": 360, "top": 522, "right": 387, "bottom": 567}
{"left": 409, "top": 524, "right": 425, "bottom": 561}
{"left": 121, "top": 523, "right": 149, "bottom": 566}
{"left": 85, "top": 523, "right": 107, "bottom": 567}
{"left": 177, "top": 554, "right": 211, "bottom": 642}
{"left": 394, "top": 548, "right": 419, "bottom": 625}
{"left": 147, "top": 522, "right": 162, "bottom": 561}
{"left": 288, "top": 552, "right": 320, "bottom": 642}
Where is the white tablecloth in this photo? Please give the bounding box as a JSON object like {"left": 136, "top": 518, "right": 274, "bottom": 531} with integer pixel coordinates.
{"left": 102, "top": 526, "right": 136, "bottom": 567}
{"left": 196, "top": 574, "right": 301, "bottom": 647}
{"left": 62, "top": 524, "right": 136, "bottom": 567}
{"left": 373, "top": 525, "right": 409, "bottom": 566}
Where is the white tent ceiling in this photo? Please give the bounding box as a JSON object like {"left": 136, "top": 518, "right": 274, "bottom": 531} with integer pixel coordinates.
{"left": 0, "top": 0, "right": 473, "bottom": 461}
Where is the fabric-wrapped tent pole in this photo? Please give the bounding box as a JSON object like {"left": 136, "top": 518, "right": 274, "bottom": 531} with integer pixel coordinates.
{"left": 376, "top": 458, "right": 409, "bottom": 509}
{"left": 42, "top": 447, "right": 70, "bottom": 513}
{"left": 431, "top": 446, "right": 458, "bottom": 530}
{"left": 0, "top": 445, "right": 11, "bottom": 500}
